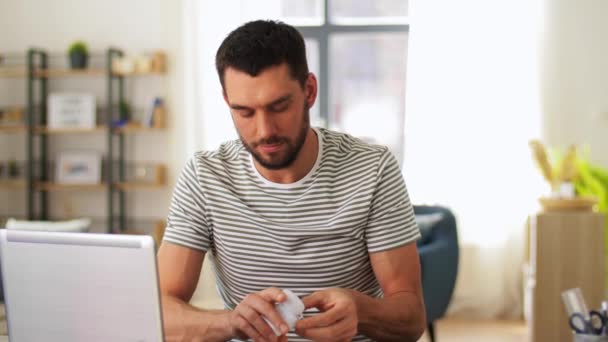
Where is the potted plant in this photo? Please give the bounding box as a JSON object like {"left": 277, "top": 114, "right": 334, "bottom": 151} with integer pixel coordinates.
{"left": 67, "top": 40, "right": 89, "bottom": 69}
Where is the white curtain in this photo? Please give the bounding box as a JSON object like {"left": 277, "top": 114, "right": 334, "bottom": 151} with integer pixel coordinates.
{"left": 403, "top": 0, "right": 546, "bottom": 318}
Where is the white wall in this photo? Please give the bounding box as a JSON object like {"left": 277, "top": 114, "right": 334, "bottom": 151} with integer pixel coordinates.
{"left": 541, "top": 0, "right": 608, "bottom": 167}
{"left": 0, "top": 0, "right": 185, "bottom": 231}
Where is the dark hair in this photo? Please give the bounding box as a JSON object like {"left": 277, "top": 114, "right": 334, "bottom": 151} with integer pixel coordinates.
{"left": 216, "top": 20, "right": 309, "bottom": 89}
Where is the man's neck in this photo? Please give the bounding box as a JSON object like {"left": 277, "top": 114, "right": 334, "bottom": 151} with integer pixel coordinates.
{"left": 254, "top": 128, "right": 318, "bottom": 184}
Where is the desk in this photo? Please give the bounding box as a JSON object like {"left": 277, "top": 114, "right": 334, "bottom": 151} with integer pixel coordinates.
{"left": 527, "top": 211, "right": 605, "bottom": 342}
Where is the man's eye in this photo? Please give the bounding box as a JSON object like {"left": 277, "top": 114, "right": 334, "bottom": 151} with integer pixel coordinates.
{"left": 270, "top": 104, "right": 288, "bottom": 112}
{"left": 235, "top": 110, "right": 253, "bottom": 117}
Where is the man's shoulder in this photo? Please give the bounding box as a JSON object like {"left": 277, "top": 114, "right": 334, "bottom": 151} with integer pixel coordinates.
{"left": 191, "top": 139, "right": 247, "bottom": 168}
{"left": 320, "top": 128, "right": 390, "bottom": 157}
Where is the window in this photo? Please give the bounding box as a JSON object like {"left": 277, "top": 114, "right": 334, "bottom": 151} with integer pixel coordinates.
{"left": 280, "top": 0, "right": 409, "bottom": 162}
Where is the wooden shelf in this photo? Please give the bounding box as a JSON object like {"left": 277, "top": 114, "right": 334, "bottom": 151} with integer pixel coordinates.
{"left": 0, "top": 66, "right": 26, "bottom": 78}
{"left": 34, "top": 69, "right": 165, "bottom": 78}
{"left": 35, "top": 126, "right": 106, "bottom": 134}
{"left": 114, "top": 182, "right": 165, "bottom": 191}
{"left": 0, "top": 125, "right": 26, "bottom": 133}
{"left": 114, "top": 125, "right": 165, "bottom": 134}
{"left": 36, "top": 182, "right": 106, "bottom": 191}
{"left": 34, "top": 68, "right": 106, "bottom": 78}
{"left": 112, "top": 70, "right": 166, "bottom": 77}
{"left": 0, "top": 180, "right": 26, "bottom": 189}
{"left": 32, "top": 125, "right": 165, "bottom": 134}
{"left": 33, "top": 182, "right": 165, "bottom": 192}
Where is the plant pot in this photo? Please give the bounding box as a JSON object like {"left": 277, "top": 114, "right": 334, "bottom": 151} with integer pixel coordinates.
{"left": 69, "top": 52, "right": 88, "bottom": 69}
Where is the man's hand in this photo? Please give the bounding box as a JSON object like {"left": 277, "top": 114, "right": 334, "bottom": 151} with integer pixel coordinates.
{"left": 229, "top": 287, "right": 290, "bottom": 342}
{"left": 295, "top": 288, "right": 358, "bottom": 342}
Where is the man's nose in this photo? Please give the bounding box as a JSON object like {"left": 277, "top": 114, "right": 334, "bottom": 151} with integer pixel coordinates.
{"left": 256, "top": 111, "right": 277, "bottom": 139}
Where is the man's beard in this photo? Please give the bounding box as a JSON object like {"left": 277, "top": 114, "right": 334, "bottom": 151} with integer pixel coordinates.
{"left": 240, "top": 103, "right": 310, "bottom": 170}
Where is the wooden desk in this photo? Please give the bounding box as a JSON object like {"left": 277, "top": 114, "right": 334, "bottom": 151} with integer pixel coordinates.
{"left": 527, "top": 211, "right": 605, "bottom": 342}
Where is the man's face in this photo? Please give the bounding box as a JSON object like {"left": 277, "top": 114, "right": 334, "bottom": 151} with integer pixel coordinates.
{"left": 223, "top": 63, "right": 314, "bottom": 170}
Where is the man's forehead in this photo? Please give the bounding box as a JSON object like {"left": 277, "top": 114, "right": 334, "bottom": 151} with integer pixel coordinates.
{"left": 223, "top": 64, "right": 299, "bottom": 104}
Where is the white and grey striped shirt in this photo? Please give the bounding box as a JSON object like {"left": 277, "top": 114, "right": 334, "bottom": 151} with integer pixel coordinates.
{"left": 163, "top": 127, "right": 420, "bottom": 341}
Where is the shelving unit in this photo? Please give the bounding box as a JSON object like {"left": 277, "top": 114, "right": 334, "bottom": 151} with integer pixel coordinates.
{"left": 18, "top": 47, "right": 168, "bottom": 233}
{"left": 0, "top": 53, "right": 28, "bottom": 225}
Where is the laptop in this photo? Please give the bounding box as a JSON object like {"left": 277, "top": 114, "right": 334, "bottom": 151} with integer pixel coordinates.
{"left": 0, "top": 229, "right": 164, "bottom": 342}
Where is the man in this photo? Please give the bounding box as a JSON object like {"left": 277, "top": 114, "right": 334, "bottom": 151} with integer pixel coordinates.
{"left": 158, "top": 20, "right": 425, "bottom": 342}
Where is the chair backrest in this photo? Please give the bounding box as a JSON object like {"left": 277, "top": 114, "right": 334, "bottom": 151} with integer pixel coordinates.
{"left": 414, "top": 205, "right": 459, "bottom": 322}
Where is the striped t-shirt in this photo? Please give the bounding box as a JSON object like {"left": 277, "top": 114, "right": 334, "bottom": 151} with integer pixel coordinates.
{"left": 163, "top": 127, "right": 420, "bottom": 341}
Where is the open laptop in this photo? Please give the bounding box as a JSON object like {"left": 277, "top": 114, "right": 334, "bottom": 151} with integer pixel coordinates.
{"left": 0, "top": 229, "right": 164, "bottom": 342}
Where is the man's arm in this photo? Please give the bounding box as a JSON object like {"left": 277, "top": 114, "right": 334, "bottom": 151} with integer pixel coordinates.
{"left": 158, "top": 242, "right": 290, "bottom": 342}
{"left": 157, "top": 242, "right": 233, "bottom": 342}
{"left": 295, "top": 243, "right": 426, "bottom": 342}
{"left": 355, "top": 242, "right": 425, "bottom": 341}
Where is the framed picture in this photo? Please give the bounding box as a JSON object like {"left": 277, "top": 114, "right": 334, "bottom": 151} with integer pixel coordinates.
{"left": 48, "top": 93, "right": 96, "bottom": 129}
{"left": 56, "top": 152, "right": 102, "bottom": 184}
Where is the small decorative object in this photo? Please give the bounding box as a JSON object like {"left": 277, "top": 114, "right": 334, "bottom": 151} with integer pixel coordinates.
{"left": 134, "top": 55, "right": 152, "bottom": 73}
{"left": 48, "top": 93, "right": 96, "bottom": 129}
{"left": 119, "top": 100, "right": 132, "bottom": 122}
{"left": 529, "top": 140, "right": 600, "bottom": 211}
{"left": 111, "top": 56, "right": 134, "bottom": 75}
{"left": 6, "top": 107, "right": 23, "bottom": 124}
{"left": 128, "top": 163, "right": 166, "bottom": 185}
{"left": 150, "top": 51, "right": 166, "bottom": 73}
{"left": 67, "top": 40, "right": 89, "bottom": 69}
{"left": 0, "top": 107, "right": 24, "bottom": 126}
{"left": 149, "top": 97, "right": 166, "bottom": 128}
{"left": 56, "top": 152, "right": 101, "bottom": 184}
{"left": 8, "top": 159, "right": 20, "bottom": 178}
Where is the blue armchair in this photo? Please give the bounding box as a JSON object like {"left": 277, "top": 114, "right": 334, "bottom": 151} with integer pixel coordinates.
{"left": 415, "top": 205, "right": 459, "bottom": 342}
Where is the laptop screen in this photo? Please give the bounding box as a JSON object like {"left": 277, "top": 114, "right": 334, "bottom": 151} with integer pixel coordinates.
{"left": 0, "top": 230, "right": 164, "bottom": 342}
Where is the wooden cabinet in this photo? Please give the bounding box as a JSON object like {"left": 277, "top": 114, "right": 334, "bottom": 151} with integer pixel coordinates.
{"left": 527, "top": 211, "right": 605, "bottom": 342}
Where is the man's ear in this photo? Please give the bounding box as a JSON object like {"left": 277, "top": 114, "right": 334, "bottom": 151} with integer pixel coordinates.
{"left": 305, "top": 73, "right": 318, "bottom": 109}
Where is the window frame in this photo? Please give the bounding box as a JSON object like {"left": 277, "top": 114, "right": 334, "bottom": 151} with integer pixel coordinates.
{"left": 292, "top": 0, "right": 410, "bottom": 127}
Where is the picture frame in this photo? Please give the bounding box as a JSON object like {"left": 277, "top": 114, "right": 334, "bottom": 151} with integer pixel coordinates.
{"left": 56, "top": 152, "right": 102, "bottom": 184}
{"left": 48, "top": 93, "right": 96, "bottom": 129}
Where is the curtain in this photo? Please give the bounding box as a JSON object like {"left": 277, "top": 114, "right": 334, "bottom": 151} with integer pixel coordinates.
{"left": 403, "top": 0, "right": 546, "bottom": 318}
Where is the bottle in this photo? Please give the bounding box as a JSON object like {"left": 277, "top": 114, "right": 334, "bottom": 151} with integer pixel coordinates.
{"left": 150, "top": 97, "right": 165, "bottom": 128}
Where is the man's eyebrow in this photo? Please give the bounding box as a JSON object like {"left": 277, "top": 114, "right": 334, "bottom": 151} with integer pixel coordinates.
{"left": 266, "top": 94, "right": 292, "bottom": 108}
{"left": 229, "top": 94, "right": 293, "bottom": 110}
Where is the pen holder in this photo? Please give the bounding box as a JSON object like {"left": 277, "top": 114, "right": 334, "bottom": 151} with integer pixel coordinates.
{"left": 574, "top": 334, "right": 608, "bottom": 342}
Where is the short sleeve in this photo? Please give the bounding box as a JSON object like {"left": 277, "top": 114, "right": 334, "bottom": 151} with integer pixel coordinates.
{"left": 163, "top": 156, "right": 211, "bottom": 252}
{"left": 365, "top": 149, "right": 420, "bottom": 253}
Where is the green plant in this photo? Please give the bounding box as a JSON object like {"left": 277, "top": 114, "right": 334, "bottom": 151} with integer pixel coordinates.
{"left": 119, "top": 100, "right": 132, "bottom": 121}
{"left": 68, "top": 41, "right": 88, "bottom": 55}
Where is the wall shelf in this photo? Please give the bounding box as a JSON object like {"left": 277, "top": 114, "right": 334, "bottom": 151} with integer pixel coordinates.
{"left": 114, "top": 182, "right": 165, "bottom": 191}
{"left": 0, "top": 66, "right": 27, "bottom": 78}
{"left": 114, "top": 125, "right": 165, "bottom": 134}
{"left": 35, "top": 182, "right": 106, "bottom": 191}
{"left": 34, "top": 68, "right": 105, "bottom": 78}
{"left": 34, "top": 126, "right": 106, "bottom": 135}
{"left": 0, "top": 180, "right": 26, "bottom": 189}
{"left": 0, "top": 125, "right": 26, "bottom": 133}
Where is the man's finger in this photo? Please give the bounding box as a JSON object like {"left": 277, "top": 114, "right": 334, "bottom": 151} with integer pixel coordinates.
{"left": 301, "top": 291, "right": 326, "bottom": 309}
{"left": 296, "top": 317, "right": 352, "bottom": 341}
{"left": 234, "top": 314, "right": 268, "bottom": 342}
{"left": 258, "top": 287, "right": 287, "bottom": 303}
{"left": 295, "top": 309, "right": 341, "bottom": 330}
{"left": 238, "top": 304, "right": 277, "bottom": 341}
{"left": 242, "top": 291, "right": 288, "bottom": 336}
